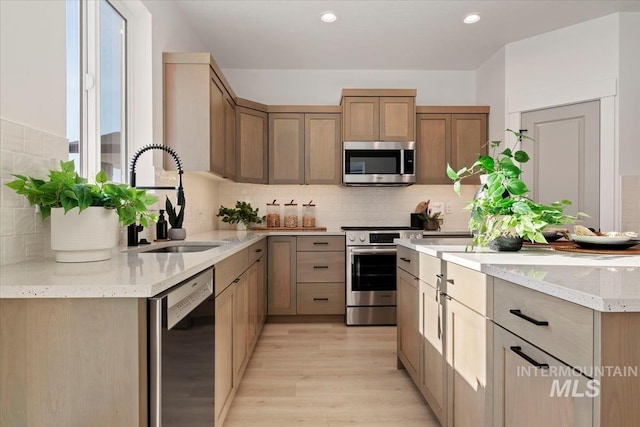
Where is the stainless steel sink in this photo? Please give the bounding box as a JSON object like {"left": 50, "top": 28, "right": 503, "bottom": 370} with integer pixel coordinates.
{"left": 143, "top": 244, "right": 222, "bottom": 253}
{"left": 131, "top": 242, "right": 225, "bottom": 253}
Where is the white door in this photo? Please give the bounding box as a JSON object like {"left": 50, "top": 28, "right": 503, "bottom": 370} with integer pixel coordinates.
{"left": 521, "top": 101, "right": 600, "bottom": 229}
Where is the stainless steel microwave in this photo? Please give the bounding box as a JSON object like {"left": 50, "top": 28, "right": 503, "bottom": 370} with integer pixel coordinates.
{"left": 343, "top": 141, "right": 416, "bottom": 186}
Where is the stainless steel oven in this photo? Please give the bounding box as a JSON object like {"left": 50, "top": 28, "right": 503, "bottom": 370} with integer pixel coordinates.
{"left": 343, "top": 227, "right": 422, "bottom": 325}
{"left": 149, "top": 268, "right": 215, "bottom": 426}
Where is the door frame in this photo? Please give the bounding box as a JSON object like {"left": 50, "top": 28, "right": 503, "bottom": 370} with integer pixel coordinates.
{"left": 507, "top": 78, "right": 617, "bottom": 230}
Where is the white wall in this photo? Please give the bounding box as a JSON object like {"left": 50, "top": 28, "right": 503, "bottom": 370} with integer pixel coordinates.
{"left": 618, "top": 12, "right": 640, "bottom": 176}
{"left": 222, "top": 69, "right": 477, "bottom": 105}
{"left": 0, "top": 0, "right": 66, "bottom": 137}
{"left": 505, "top": 14, "right": 619, "bottom": 107}
{"left": 476, "top": 47, "right": 506, "bottom": 142}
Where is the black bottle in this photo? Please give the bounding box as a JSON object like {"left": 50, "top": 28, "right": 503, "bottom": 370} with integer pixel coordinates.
{"left": 156, "top": 210, "right": 168, "bottom": 240}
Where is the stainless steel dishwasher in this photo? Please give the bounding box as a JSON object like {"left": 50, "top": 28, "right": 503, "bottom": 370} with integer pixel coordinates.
{"left": 149, "top": 268, "right": 215, "bottom": 426}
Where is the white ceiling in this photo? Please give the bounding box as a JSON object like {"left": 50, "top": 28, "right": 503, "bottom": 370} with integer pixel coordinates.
{"left": 174, "top": 0, "right": 640, "bottom": 71}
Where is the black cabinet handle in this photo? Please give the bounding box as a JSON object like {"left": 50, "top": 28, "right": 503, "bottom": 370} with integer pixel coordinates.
{"left": 510, "top": 346, "right": 549, "bottom": 369}
{"left": 255, "top": 248, "right": 262, "bottom": 253}
{"left": 313, "top": 265, "right": 329, "bottom": 269}
{"left": 400, "top": 257, "right": 411, "bottom": 263}
{"left": 313, "top": 242, "right": 329, "bottom": 245}
{"left": 256, "top": 259, "right": 261, "bottom": 263}
{"left": 233, "top": 278, "right": 240, "bottom": 283}
{"left": 436, "top": 274, "right": 444, "bottom": 279}
{"left": 510, "top": 309, "right": 549, "bottom": 326}
{"left": 313, "top": 297, "right": 329, "bottom": 301}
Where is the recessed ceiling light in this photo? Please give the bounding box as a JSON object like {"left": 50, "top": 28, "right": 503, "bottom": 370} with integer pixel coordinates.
{"left": 463, "top": 14, "right": 481, "bottom": 24}
{"left": 321, "top": 11, "right": 337, "bottom": 23}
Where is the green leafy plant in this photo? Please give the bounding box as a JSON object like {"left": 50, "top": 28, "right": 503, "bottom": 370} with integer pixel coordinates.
{"left": 165, "top": 196, "right": 185, "bottom": 229}
{"left": 5, "top": 160, "right": 157, "bottom": 227}
{"left": 446, "top": 129, "right": 587, "bottom": 247}
{"left": 217, "top": 201, "right": 265, "bottom": 228}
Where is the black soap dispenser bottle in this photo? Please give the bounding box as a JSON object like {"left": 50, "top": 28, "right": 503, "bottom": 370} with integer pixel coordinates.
{"left": 156, "top": 209, "right": 168, "bottom": 240}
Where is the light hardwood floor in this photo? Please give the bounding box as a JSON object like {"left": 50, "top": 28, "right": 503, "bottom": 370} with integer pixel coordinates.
{"left": 223, "top": 323, "right": 440, "bottom": 427}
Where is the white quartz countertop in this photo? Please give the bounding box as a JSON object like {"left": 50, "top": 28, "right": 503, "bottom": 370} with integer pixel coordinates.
{"left": 396, "top": 238, "right": 640, "bottom": 312}
{"left": 0, "top": 230, "right": 344, "bottom": 299}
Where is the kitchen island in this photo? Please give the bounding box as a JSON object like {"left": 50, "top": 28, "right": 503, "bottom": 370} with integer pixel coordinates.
{"left": 395, "top": 238, "right": 640, "bottom": 426}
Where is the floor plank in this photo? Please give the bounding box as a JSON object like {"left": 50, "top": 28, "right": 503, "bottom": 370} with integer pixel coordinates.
{"left": 223, "top": 323, "right": 440, "bottom": 427}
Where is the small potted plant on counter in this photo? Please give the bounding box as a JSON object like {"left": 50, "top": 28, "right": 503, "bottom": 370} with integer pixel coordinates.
{"left": 446, "top": 129, "right": 587, "bottom": 251}
{"left": 5, "top": 160, "right": 157, "bottom": 262}
{"left": 217, "top": 201, "right": 265, "bottom": 230}
{"left": 166, "top": 196, "right": 186, "bottom": 240}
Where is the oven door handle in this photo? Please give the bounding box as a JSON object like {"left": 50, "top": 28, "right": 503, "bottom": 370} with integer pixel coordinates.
{"left": 349, "top": 248, "right": 398, "bottom": 256}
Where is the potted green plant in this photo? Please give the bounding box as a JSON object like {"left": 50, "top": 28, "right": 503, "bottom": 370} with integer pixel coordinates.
{"left": 165, "top": 196, "right": 186, "bottom": 240}
{"left": 217, "top": 201, "right": 265, "bottom": 230}
{"left": 446, "top": 129, "right": 586, "bottom": 250}
{"left": 5, "top": 160, "right": 157, "bottom": 262}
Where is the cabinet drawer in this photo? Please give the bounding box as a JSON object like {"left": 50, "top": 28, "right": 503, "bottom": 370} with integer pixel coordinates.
{"left": 419, "top": 253, "right": 441, "bottom": 287}
{"left": 493, "top": 278, "right": 593, "bottom": 369}
{"left": 296, "top": 235, "right": 345, "bottom": 252}
{"left": 248, "top": 238, "right": 266, "bottom": 264}
{"left": 296, "top": 283, "right": 345, "bottom": 315}
{"left": 445, "top": 262, "right": 492, "bottom": 317}
{"left": 296, "top": 252, "right": 345, "bottom": 282}
{"left": 397, "top": 246, "right": 419, "bottom": 276}
{"left": 215, "top": 248, "right": 248, "bottom": 296}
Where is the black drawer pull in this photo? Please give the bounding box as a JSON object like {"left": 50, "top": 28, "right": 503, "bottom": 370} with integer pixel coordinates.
{"left": 255, "top": 248, "right": 262, "bottom": 253}
{"left": 313, "top": 297, "right": 329, "bottom": 301}
{"left": 510, "top": 309, "right": 549, "bottom": 326}
{"left": 256, "top": 259, "right": 261, "bottom": 263}
{"left": 313, "top": 265, "right": 329, "bottom": 269}
{"left": 313, "top": 242, "right": 329, "bottom": 245}
{"left": 436, "top": 274, "right": 444, "bottom": 279}
{"left": 510, "top": 346, "right": 549, "bottom": 369}
{"left": 233, "top": 278, "right": 240, "bottom": 283}
{"left": 400, "top": 257, "right": 411, "bottom": 263}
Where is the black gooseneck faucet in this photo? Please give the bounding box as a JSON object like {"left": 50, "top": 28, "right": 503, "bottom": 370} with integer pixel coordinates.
{"left": 128, "top": 144, "right": 185, "bottom": 246}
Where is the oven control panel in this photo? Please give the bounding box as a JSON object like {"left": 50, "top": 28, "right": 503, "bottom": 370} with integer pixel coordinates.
{"left": 346, "top": 231, "right": 422, "bottom": 245}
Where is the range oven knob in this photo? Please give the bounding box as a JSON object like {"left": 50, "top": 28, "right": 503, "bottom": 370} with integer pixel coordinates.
{"left": 347, "top": 233, "right": 355, "bottom": 242}
{"left": 359, "top": 234, "right": 366, "bottom": 242}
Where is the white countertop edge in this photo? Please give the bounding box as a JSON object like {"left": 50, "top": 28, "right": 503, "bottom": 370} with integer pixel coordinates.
{"left": 484, "top": 265, "right": 639, "bottom": 312}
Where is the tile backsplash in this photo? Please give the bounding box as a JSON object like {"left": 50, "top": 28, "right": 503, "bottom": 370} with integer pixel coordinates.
{"left": 1, "top": 119, "right": 68, "bottom": 265}
{"left": 216, "top": 182, "right": 477, "bottom": 231}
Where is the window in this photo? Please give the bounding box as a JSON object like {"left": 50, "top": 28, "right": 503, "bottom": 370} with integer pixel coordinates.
{"left": 67, "top": 0, "right": 127, "bottom": 182}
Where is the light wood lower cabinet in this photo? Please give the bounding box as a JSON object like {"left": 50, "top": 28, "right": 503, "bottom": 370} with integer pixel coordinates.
{"left": 446, "top": 297, "right": 493, "bottom": 427}
{"left": 397, "top": 268, "right": 420, "bottom": 382}
{"left": 493, "top": 325, "right": 593, "bottom": 427}
{"left": 268, "top": 236, "right": 297, "bottom": 315}
{"left": 215, "top": 240, "right": 268, "bottom": 427}
{"left": 0, "top": 298, "right": 147, "bottom": 427}
{"left": 214, "top": 284, "right": 235, "bottom": 426}
{"left": 268, "top": 235, "right": 345, "bottom": 316}
{"left": 419, "top": 277, "right": 446, "bottom": 425}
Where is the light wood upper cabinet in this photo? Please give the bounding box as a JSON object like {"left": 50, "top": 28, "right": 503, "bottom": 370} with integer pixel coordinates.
{"left": 224, "top": 95, "right": 236, "bottom": 180}
{"left": 380, "top": 97, "right": 415, "bottom": 141}
{"left": 163, "top": 53, "right": 235, "bottom": 176}
{"left": 416, "top": 109, "right": 488, "bottom": 184}
{"left": 236, "top": 106, "right": 268, "bottom": 184}
{"left": 305, "top": 113, "right": 341, "bottom": 184}
{"left": 342, "top": 90, "right": 416, "bottom": 142}
{"left": 268, "top": 111, "right": 341, "bottom": 184}
{"left": 269, "top": 113, "right": 305, "bottom": 184}
{"left": 343, "top": 96, "right": 380, "bottom": 141}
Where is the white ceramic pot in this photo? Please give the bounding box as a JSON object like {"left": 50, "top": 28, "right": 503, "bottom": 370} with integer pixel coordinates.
{"left": 50, "top": 207, "right": 118, "bottom": 262}
{"left": 168, "top": 228, "right": 186, "bottom": 240}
